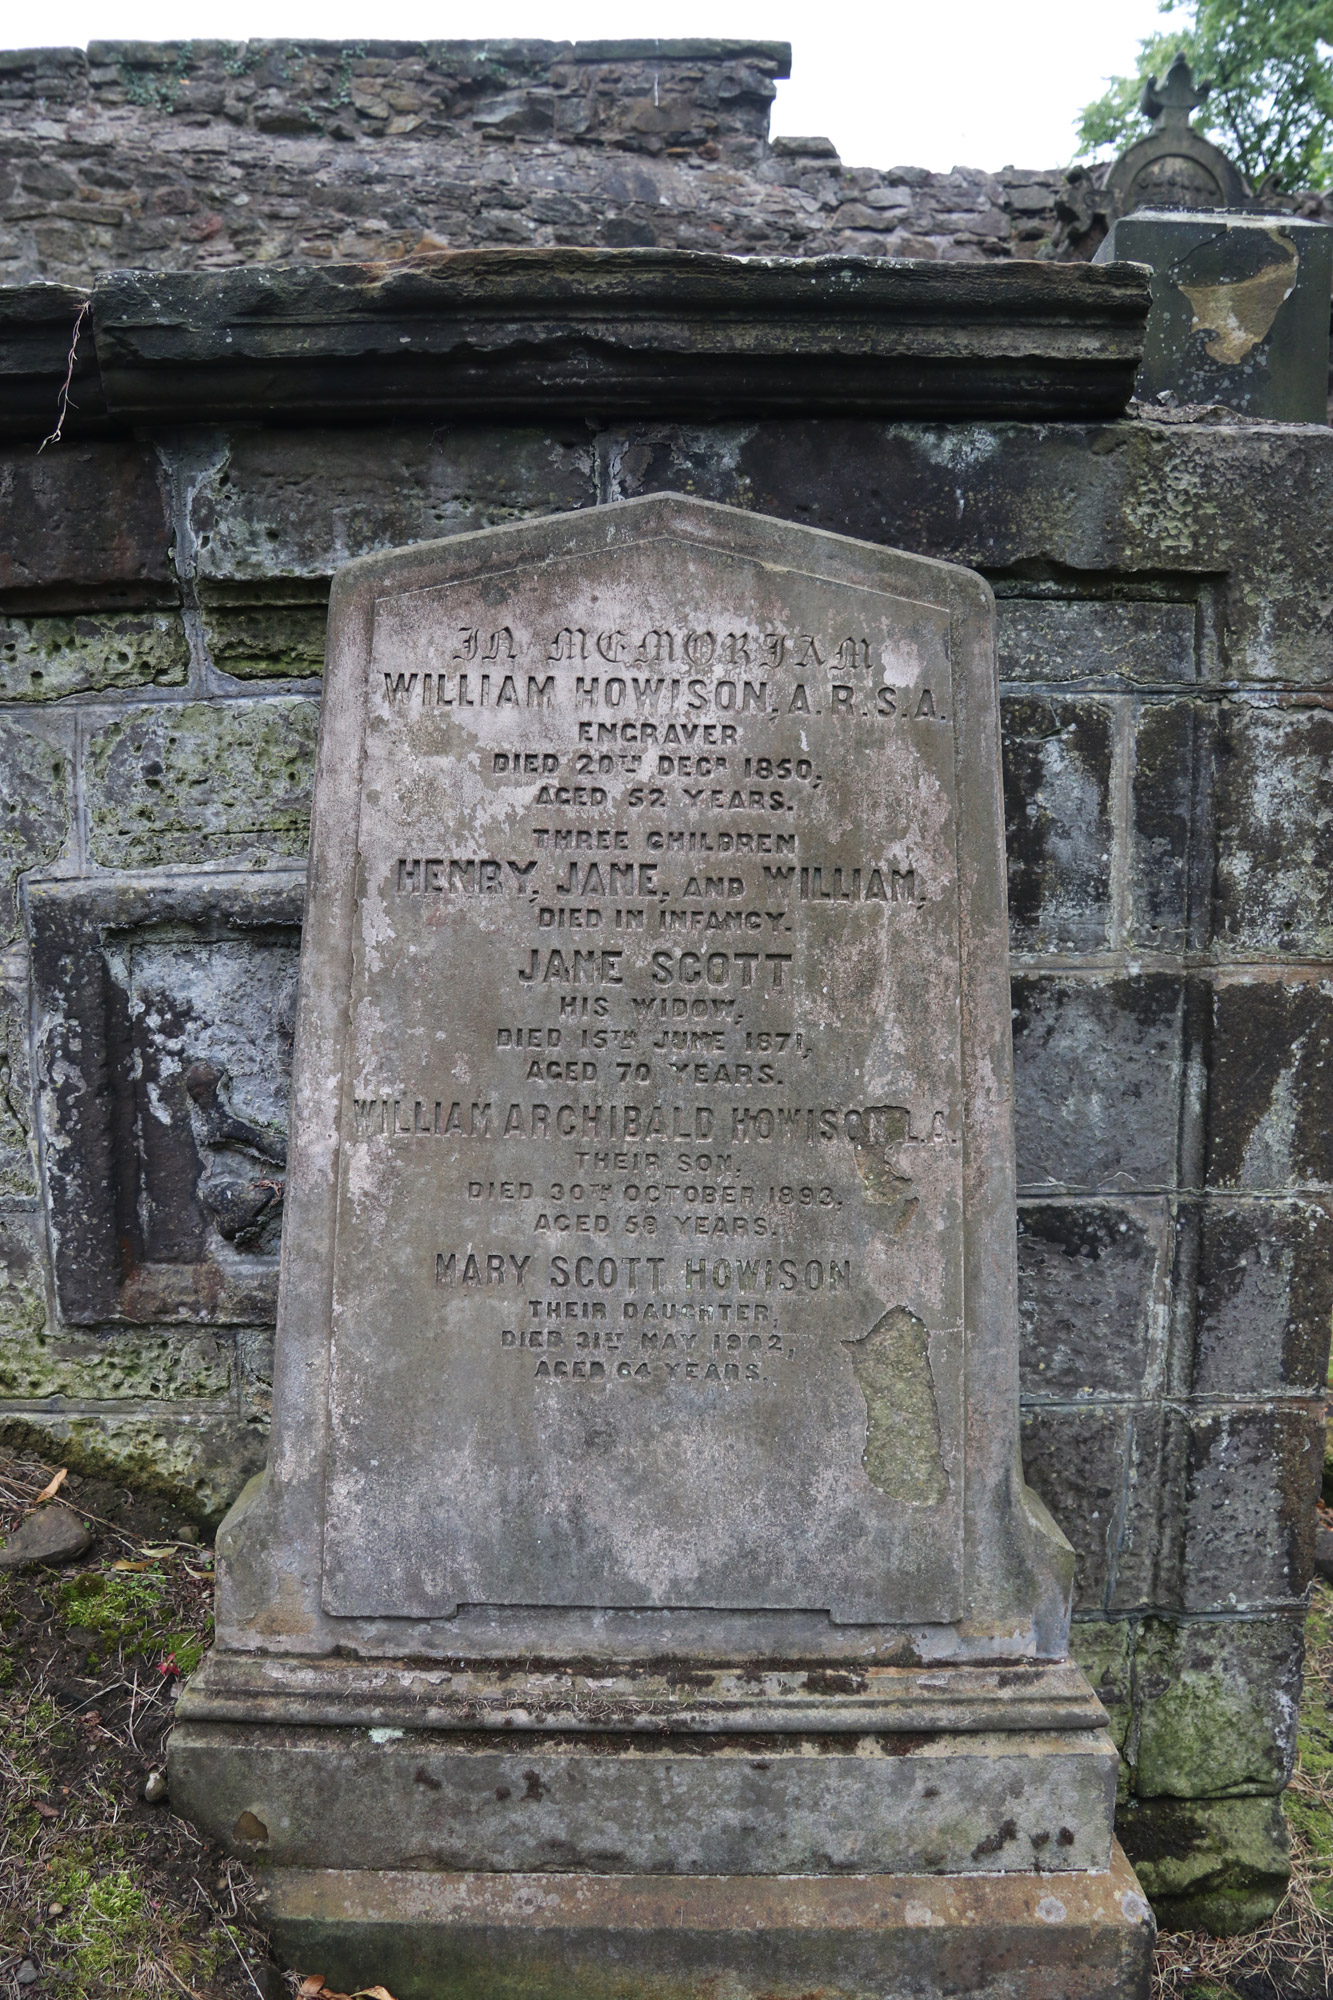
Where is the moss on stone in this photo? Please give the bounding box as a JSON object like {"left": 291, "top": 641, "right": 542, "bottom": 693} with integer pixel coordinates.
{"left": 85, "top": 696, "right": 318, "bottom": 869}
{"left": 0, "top": 1411, "right": 266, "bottom": 1525}
{"left": 0, "top": 612, "right": 189, "bottom": 701}
{"left": 0, "top": 1326, "right": 233, "bottom": 1402}
{"left": 0, "top": 718, "right": 71, "bottom": 941}
{"left": 202, "top": 599, "right": 327, "bottom": 679}
{"left": 1119, "top": 1793, "right": 1291, "bottom": 1934}
{"left": 0, "top": 978, "right": 36, "bottom": 1198}
{"left": 0, "top": 1213, "right": 47, "bottom": 1340}
{"left": 1132, "top": 1616, "right": 1301, "bottom": 1799}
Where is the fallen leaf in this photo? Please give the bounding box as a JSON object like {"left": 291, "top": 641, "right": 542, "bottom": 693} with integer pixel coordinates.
{"left": 353, "top": 1989, "right": 399, "bottom": 2000}
{"left": 296, "top": 1980, "right": 328, "bottom": 1997}
{"left": 137, "top": 1543, "right": 178, "bottom": 1557}
{"left": 32, "top": 1467, "right": 67, "bottom": 1505}
{"left": 113, "top": 1559, "right": 155, "bottom": 1572}
{"left": 34, "top": 1802, "right": 59, "bottom": 1820}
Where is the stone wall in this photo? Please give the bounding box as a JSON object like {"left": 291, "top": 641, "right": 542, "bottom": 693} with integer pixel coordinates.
{"left": 0, "top": 397, "right": 1329, "bottom": 1930}
{"left": 0, "top": 37, "right": 1083, "bottom": 281}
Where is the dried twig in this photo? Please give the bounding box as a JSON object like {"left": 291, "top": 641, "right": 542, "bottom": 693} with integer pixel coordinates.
{"left": 38, "top": 299, "right": 91, "bottom": 453}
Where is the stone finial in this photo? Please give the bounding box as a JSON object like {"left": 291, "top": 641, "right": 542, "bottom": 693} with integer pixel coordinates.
{"left": 1140, "top": 52, "right": 1209, "bottom": 134}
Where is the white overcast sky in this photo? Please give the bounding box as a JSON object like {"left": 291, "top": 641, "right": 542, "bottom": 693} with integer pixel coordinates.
{"left": 7, "top": 0, "right": 1182, "bottom": 173}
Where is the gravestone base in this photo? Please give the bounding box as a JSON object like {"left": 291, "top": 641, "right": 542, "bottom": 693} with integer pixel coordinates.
{"left": 257, "top": 1851, "right": 1154, "bottom": 2000}
{"left": 171, "top": 1654, "right": 1154, "bottom": 1997}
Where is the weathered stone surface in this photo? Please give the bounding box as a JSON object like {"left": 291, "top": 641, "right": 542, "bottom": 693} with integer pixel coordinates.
{"left": 258, "top": 494, "right": 1067, "bottom": 1643}
{"left": 1119, "top": 1794, "right": 1289, "bottom": 1935}
{"left": 1181, "top": 1406, "right": 1323, "bottom": 1611}
{"left": 1069, "top": 1622, "right": 1134, "bottom": 1767}
{"left": 0, "top": 1324, "right": 232, "bottom": 1402}
{"left": 0, "top": 1408, "right": 266, "bottom": 1524}
{"left": 1131, "top": 1614, "right": 1303, "bottom": 1798}
{"left": 1214, "top": 701, "right": 1333, "bottom": 959}
{"left": 199, "top": 596, "right": 327, "bottom": 682}
{"left": 0, "top": 1211, "right": 49, "bottom": 1346}
{"left": 1130, "top": 699, "right": 1204, "bottom": 955}
{"left": 1021, "top": 1408, "right": 1128, "bottom": 1613}
{"left": 1001, "top": 697, "right": 1114, "bottom": 954}
{"left": 997, "top": 598, "right": 1196, "bottom": 689}
{"left": 27, "top": 871, "right": 302, "bottom": 1327}
{"left": 0, "top": 444, "right": 174, "bottom": 610}
{"left": 0, "top": 611, "right": 189, "bottom": 700}
{"left": 189, "top": 430, "right": 596, "bottom": 587}
{"left": 260, "top": 1851, "right": 1155, "bottom": 2000}
{"left": 1098, "top": 212, "right": 1333, "bottom": 423}
{"left": 623, "top": 421, "right": 1333, "bottom": 686}
{"left": 0, "top": 1501, "right": 92, "bottom": 1570}
{"left": 0, "top": 961, "right": 36, "bottom": 1197}
{"left": 85, "top": 698, "right": 317, "bottom": 868}
{"left": 1017, "top": 1202, "right": 1165, "bottom": 1402}
{"left": 171, "top": 1722, "right": 1118, "bottom": 1875}
{"left": 1011, "top": 976, "right": 1184, "bottom": 1194}
{"left": 0, "top": 716, "right": 72, "bottom": 940}
{"left": 1205, "top": 977, "right": 1333, "bottom": 1191}
{"left": 1191, "top": 1200, "right": 1333, "bottom": 1397}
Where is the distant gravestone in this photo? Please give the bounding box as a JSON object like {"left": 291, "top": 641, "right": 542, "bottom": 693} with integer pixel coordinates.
{"left": 170, "top": 497, "right": 1154, "bottom": 1998}
{"left": 1106, "top": 53, "right": 1248, "bottom": 216}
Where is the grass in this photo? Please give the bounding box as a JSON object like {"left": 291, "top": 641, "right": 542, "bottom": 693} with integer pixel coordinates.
{"left": 0, "top": 1453, "right": 275, "bottom": 1998}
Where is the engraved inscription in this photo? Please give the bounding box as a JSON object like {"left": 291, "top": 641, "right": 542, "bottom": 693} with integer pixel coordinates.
{"left": 322, "top": 512, "right": 969, "bottom": 1624}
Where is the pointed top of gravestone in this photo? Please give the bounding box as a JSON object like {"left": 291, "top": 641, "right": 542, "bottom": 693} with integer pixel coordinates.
{"left": 1140, "top": 52, "right": 1210, "bottom": 134}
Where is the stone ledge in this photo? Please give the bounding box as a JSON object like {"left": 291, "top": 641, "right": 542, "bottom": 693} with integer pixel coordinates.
{"left": 1, "top": 252, "right": 1151, "bottom": 435}
{"left": 257, "top": 1851, "right": 1155, "bottom": 2000}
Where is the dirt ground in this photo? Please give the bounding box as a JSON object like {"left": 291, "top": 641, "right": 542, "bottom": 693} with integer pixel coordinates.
{"left": 1, "top": 1451, "right": 1331, "bottom": 2000}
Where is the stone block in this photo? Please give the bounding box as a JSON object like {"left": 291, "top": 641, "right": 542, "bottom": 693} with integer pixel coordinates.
{"left": 259, "top": 1853, "right": 1155, "bottom": 2000}
{"left": 997, "top": 598, "right": 1196, "bottom": 689}
{"left": 0, "top": 1210, "right": 46, "bottom": 1342}
{"left": 1011, "top": 975, "right": 1184, "bottom": 1194}
{"left": 1017, "top": 1201, "right": 1165, "bottom": 1402}
{"left": 170, "top": 1721, "right": 1118, "bottom": 1875}
{"left": 1191, "top": 1199, "right": 1333, "bottom": 1398}
{"left": 0, "top": 610, "right": 189, "bottom": 700}
{"left": 199, "top": 588, "right": 327, "bottom": 680}
{"left": 0, "top": 715, "right": 72, "bottom": 940}
{"left": 1205, "top": 976, "right": 1333, "bottom": 1192}
{"left": 0, "top": 443, "right": 174, "bottom": 611}
{"left": 188, "top": 428, "right": 596, "bottom": 585}
{"left": 0, "top": 1324, "right": 232, "bottom": 1401}
{"left": 1181, "top": 1404, "right": 1323, "bottom": 1611}
{"left": 1118, "top": 1794, "right": 1289, "bottom": 1934}
{"left": 1130, "top": 1614, "right": 1302, "bottom": 1799}
{"left": 1021, "top": 1406, "right": 1127, "bottom": 1612}
{"left": 27, "top": 870, "right": 302, "bottom": 1326}
{"left": 1214, "top": 700, "right": 1333, "bottom": 959}
{"left": 0, "top": 960, "right": 36, "bottom": 1197}
{"left": 672, "top": 420, "right": 1333, "bottom": 685}
{"left": 1069, "top": 1619, "right": 1134, "bottom": 1762}
{"left": 1001, "top": 696, "right": 1114, "bottom": 954}
{"left": 1098, "top": 211, "right": 1333, "bottom": 424}
{"left": 0, "top": 1407, "right": 266, "bottom": 1524}
{"left": 1129, "top": 698, "right": 1204, "bottom": 955}
{"left": 85, "top": 696, "right": 318, "bottom": 868}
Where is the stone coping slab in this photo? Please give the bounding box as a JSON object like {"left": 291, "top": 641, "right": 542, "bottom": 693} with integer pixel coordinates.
{"left": 1, "top": 252, "right": 1151, "bottom": 436}
{"left": 259, "top": 1849, "right": 1155, "bottom": 2000}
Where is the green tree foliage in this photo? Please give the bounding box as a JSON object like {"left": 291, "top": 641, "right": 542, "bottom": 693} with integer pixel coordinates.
{"left": 1077, "top": 1, "right": 1333, "bottom": 190}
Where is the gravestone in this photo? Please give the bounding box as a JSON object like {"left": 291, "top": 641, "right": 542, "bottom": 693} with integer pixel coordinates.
{"left": 1096, "top": 210, "right": 1333, "bottom": 421}
{"left": 170, "top": 496, "right": 1155, "bottom": 1998}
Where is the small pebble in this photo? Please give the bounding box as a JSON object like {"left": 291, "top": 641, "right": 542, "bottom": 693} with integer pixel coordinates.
{"left": 47, "top": 1902, "right": 63, "bottom": 1916}
{"left": 142, "top": 1769, "right": 169, "bottom": 1805}
{"left": 16, "top": 1962, "right": 38, "bottom": 1986}
{"left": 176, "top": 1523, "right": 200, "bottom": 1544}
